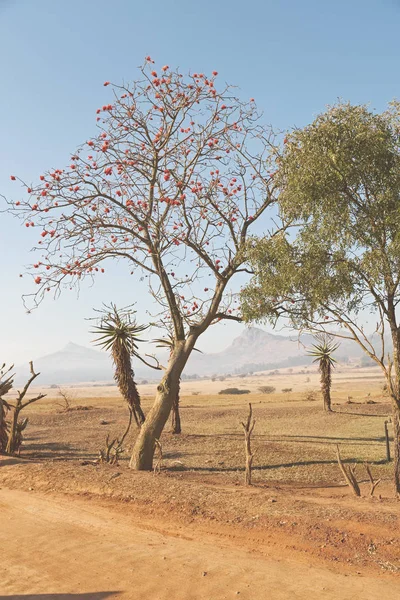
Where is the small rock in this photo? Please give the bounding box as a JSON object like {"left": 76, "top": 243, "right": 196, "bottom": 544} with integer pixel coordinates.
{"left": 269, "top": 498, "right": 277, "bottom": 503}
{"left": 100, "top": 419, "right": 109, "bottom": 425}
{"left": 202, "top": 571, "right": 207, "bottom": 577}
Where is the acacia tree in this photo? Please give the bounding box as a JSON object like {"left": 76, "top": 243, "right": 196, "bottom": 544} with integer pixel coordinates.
{"left": 307, "top": 335, "right": 338, "bottom": 412}
{"left": 241, "top": 101, "right": 400, "bottom": 495}
{"left": 8, "top": 58, "right": 280, "bottom": 470}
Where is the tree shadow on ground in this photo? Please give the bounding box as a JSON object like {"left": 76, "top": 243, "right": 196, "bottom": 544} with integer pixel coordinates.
{"left": 0, "top": 457, "right": 41, "bottom": 466}
{"left": 332, "top": 409, "right": 388, "bottom": 418}
{"left": 279, "top": 434, "right": 392, "bottom": 444}
{"left": 167, "top": 457, "right": 387, "bottom": 473}
{"left": 180, "top": 432, "right": 390, "bottom": 445}
{"left": 21, "top": 440, "right": 97, "bottom": 462}
{"left": 0, "top": 593, "right": 120, "bottom": 600}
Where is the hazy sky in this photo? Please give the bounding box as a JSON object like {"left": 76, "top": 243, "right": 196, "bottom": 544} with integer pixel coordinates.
{"left": 1, "top": 0, "right": 399, "bottom": 364}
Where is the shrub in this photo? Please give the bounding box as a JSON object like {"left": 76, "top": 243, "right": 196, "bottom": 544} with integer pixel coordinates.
{"left": 303, "top": 389, "right": 317, "bottom": 402}
{"left": 282, "top": 388, "right": 292, "bottom": 393}
{"left": 218, "top": 388, "right": 251, "bottom": 395}
{"left": 258, "top": 385, "right": 276, "bottom": 394}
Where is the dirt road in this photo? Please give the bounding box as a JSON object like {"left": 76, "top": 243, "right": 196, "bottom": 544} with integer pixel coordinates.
{"left": 0, "top": 487, "right": 398, "bottom": 600}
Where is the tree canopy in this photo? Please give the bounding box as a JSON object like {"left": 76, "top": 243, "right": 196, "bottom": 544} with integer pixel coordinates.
{"left": 9, "top": 58, "right": 279, "bottom": 340}
{"left": 242, "top": 101, "right": 400, "bottom": 370}
{"left": 241, "top": 100, "right": 400, "bottom": 492}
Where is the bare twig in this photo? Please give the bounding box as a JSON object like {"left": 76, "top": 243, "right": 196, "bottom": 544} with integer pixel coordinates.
{"left": 153, "top": 438, "right": 163, "bottom": 474}
{"left": 241, "top": 403, "right": 255, "bottom": 485}
{"left": 336, "top": 445, "right": 361, "bottom": 497}
{"left": 364, "top": 463, "right": 382, "bottom": 497}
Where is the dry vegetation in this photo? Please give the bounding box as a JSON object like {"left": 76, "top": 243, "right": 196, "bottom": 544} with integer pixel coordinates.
{"left": 1, "top": 366, "right": 400, "bottom": 576}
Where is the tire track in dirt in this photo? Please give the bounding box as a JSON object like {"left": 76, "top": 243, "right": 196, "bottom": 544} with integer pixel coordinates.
{"left": 0, "top": 487, "right": 398, "bottom": 600}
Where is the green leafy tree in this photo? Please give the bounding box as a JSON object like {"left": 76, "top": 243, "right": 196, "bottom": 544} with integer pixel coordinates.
{"left": 307, "top": 335, "right": 338, "bottom": 412}
{"left": 241, "top": 101, "right": 400, "bottom": 495}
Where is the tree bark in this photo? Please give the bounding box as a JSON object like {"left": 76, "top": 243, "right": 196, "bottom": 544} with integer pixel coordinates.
{"left": 241, "top": 403, "right": 255, "bottom": 485}
{"left": 0, "top": 398, "right": 9, "bottom": 452}
{"left": 170, "top": 379, "right": 181, "bottom": 434}
{"left": 388, "top": 313, "right": 400, "bottom": 496}
{"left": 5, "top": 408, "right": 18, "bottom": 455}
{"left": 129, "top": 339, "right": 194, "bottom": 470}
{"left": 392, "top": 408, "right": 400, "bottom": 496}
{"left": 321, "top": 363, "right": 332, "bottom": 412}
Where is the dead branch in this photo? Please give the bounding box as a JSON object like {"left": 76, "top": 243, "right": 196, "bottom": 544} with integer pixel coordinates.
{"left": 99, "top": 408, "right": 133, "bottom": 465}
{"left": 153, "top": 438, "right": 163, "bottom": 474}
{"left": 364, "top": 463, "right": 382, "bottom": 497}
{"left": 4, "top": 361, "right": 46, "bottom": 454}
{"left": 336, "top": 445, "right": 361, "bottom": 497}
{"left": 241, "top": 403, "right": 255, "bottom": 485}
{"left": 56, "top": 387, "right": 76, "bottom": 411}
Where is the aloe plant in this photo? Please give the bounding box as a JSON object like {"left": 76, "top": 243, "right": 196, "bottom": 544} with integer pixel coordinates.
{"left": 92, "top": 304, "right": 148, "bottom": 426}
{"left": 308, "top": 335, "right": 339, "bottom": 412}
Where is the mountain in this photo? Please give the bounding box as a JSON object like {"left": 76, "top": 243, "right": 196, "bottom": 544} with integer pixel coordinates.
{"left": 14, "top": 342, "right": 114, "bottom": 385}
{"left": 13, "top": 327, "right": 368, "bottom": 385}
{"left": 184, "top": 327, "right": 361, "bottom": 376}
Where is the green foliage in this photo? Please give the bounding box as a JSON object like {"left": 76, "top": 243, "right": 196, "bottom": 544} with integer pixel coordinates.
{"left": 307, "top": 335, "right": 338, "bottom": 369}
{"left": 241, "top": 101, "right": 400, "bottom": 333}
{"left": 258, "top": 385, "right": 276, "bottom": 394}
{"left": 92, "top": 303, "right": 148, "bottom": 356}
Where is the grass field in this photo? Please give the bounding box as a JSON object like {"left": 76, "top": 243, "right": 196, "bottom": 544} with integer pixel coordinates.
{"left": 6, "top": 364, "right": 394, "bottom": 486}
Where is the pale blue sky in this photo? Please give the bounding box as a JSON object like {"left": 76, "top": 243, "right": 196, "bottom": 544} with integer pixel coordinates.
{"left": 1, "top": 0, "right": 399, "bottom": 364}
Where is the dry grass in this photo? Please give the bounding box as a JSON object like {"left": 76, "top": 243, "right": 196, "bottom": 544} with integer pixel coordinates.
{"left": 14, "top": 366, "right": 392, "bottom": 487}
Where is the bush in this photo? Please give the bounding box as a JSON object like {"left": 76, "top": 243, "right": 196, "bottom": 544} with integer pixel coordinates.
{"left": 303, "top": 389, "right": 317, "bottom": 402}
{"left": 282, "top": 388, "right": 292, "bottom": 393}
{"left": 192, "top": 391, "right": 200, "bottom": 396}
{"left": 258, "top": 385, "right": 276, "bottom": 394}
{"left": 218, "top": 388, "right": 251, "bottom": 395}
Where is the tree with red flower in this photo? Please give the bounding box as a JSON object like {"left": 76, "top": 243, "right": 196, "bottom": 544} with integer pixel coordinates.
{"left": 7, "top": 59, "right": 281, "bottom": 470}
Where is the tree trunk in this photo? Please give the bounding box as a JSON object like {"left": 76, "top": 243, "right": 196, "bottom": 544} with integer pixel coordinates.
{"left": 322, "top": 390, "right": 332, "bottom": 412}
{"left": 170, "top": 379, "right": 181, "bottom": 434}
{"left": 130, "top": 339, "right": 193, "bottom": 470}
{"left": 132, "top": 393, "right": 146, "bottom": 427}
{"left": 388, "top": 316, "right": 400, "bottom": 496}
{"left": 392, "top": 407, "right": 400, "bottom": 495}
{"left": 321, "top": 363, "right": 332, "bottom": 412}
{"left": 0, "top": 398, "right": 9, "bottom": 452}
{"left": 5, "top": 408, "right": 18, "bottom": 455}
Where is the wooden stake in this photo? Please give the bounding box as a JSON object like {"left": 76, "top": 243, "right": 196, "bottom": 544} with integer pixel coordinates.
{"left": 241, "top": 403, "right": 255, "bottom": 486}
{"left": 384, "top": 419, "right": 391, "bottom": 463}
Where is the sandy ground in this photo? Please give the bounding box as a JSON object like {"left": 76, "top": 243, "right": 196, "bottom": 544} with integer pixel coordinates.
{"left": 0, "top": 486, "right": 399, "bottom": 600}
